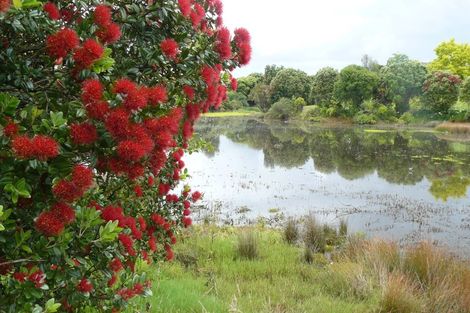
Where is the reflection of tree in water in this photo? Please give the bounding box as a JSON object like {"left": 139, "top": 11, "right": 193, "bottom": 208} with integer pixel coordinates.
{"left": 194, "top": 118, "right": 470, "bottom": 199}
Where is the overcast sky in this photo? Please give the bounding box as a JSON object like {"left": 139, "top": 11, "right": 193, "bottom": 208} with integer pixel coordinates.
{"left": 222, "top": 0, "right": 470, "bottom": 77}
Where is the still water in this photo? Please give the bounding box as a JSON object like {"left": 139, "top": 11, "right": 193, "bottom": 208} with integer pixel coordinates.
{"left": 186, "top": 117, "right": 470, "bottom": 254}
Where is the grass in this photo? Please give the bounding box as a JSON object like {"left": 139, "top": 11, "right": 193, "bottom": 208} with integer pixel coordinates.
{"left": 202, "top": 108, "right": 262, "bottom": 118}
{"left": 128, "top": 225, "right": 470, "bottom": 313}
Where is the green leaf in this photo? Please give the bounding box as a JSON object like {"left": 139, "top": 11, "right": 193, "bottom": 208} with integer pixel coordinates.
{"left": 12, "top": 0, "right": 22, "bottom": 9}
{"left": 98, "top": 221, "right": 122, "bottom": 242}
{"left": 92, "top": 48, "right": 115, "bottom": 74}
{"left": 0, "top": 93, "right": 20, "bottom": 116}
{"left": 50, "top": 111, "right": 67, "bottom": 128}
{"left": 45, "top": 298, "right": 61, "bottom": 313}
{"left": 22, "top": 0, "right": 42, "bottom": 9}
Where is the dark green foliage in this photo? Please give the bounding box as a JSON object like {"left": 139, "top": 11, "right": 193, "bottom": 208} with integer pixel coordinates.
{"left": 381, "top": 54, "right": 428, "bottom": 113}
{"left": 270, "top": 68, "right": 311, "bottom": 103}
{"left": 221, "top": 91, "right": 248, "bottom": 111}
{"left": 422, "top": 71, "right": 461, "bottom": 114}
{"left": 309, "top": 67, "right": 339, "bottom": 106}
{"left": 334, "top": 65, "right": 380, "bottom": 107}
{"left": 237, "top": 74, "right": 263, "bottom": 98}
{"left": 264, "top": 64, "right": 285, "bottom": 85}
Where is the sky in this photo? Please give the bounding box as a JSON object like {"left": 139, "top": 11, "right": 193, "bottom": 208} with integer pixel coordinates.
{"left": 222, "top": 0, "right": 470, "bottom": 77}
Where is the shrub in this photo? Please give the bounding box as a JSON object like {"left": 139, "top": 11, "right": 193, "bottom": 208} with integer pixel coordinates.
{"left": 283, "top": 217, "right": 299, "bottom": 245}
{"left": 323, "top": 262, "right": 372, "bottom": 300}
{"left": 237, "top": 231, "right": 259, "bottom": 260}
{"left": 422, "top": 71, "right": 461, "bottom": 115}
{"left": 301, "top": 105, "right": 321, "bottom": 121}
{"left": 265, "top": 98, "right": 302, "bottom": 120}
{"left": 354, "top": 113, "right": 377, "bottom": 125}
{"left": 398, "top": 112, "right": 414, "bottom": 124}
{"left": 0, "top": 1, "right": 251, "bottom": 311}
{"left": 460, "top": 77, "right": 470, "bottom": 103}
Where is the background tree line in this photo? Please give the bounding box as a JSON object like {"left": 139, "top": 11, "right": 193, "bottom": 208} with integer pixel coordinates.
{"left": 223, "top": 39, "right": 470, "bottom": 124}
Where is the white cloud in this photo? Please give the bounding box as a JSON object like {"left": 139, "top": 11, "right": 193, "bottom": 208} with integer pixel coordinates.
{"left": 222, "top": 0, "right": 470, "bottom": 77}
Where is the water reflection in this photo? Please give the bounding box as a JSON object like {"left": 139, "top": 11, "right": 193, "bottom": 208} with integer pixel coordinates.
{"left": 186, "top": 117, "right": 470, "bottom": 254}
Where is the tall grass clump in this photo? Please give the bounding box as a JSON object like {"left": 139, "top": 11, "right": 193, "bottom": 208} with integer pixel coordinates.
{"left": 379, "top": 274, "right": 422, "bottom": 313}
{"left": 236, "top": 231, "right": 259, "bottom": 260}
{"left": 303, "top": 215, "right": 326, "bottom": 253}
{"left": 283, "top": 217, "right": 299, "bottom": 244}
{"left": 436, "top": 122, "right": 470, "bottom": 134}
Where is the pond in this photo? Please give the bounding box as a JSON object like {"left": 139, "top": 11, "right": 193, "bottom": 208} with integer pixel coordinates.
{"left": 185, "top": 117, "right": 470, "bottom": 255}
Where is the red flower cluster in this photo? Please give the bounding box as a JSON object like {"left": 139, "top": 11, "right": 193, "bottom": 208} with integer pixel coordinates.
{"left": 117, "top": 283, "right": 146, "bottom": 300}
{"left": 234, "top": 28, "right": 252, "bottom": 65}
{"left": 94, "top": 5, "right": 121, "bottom": 44}
{"left": 81, "top": 79, "right": 109, "bottom": 120}
{"left": 183, "top": 85, "right": 195, "bottom": 100}
{"left": 43, "top": 2, "right": 61, "bottom": 20}
{"left": 28, "top": 270, "right": 46, "bottom": 288}
{"left": 231, "top": 77, "right": 238, "bottom": 91}
{"left": 77, "top": 278, "right": 94, "bottom": 293}
{"left": 3, "top": 120, "right": 18, "bottom": 137}
{"left": 190, "top": 3, "right": 205, "bottom": 29}
{"left": 73, "top": 39, "right": 104, "bottom": 69}
{"left": 0, "top": 0, "right": 10, "bottom": 13}
{"left": 216, "top": 27, "right": 232, "bottom": 60}
{"left": 12, "top": 135, "right": 59, "bottom": 161}
{"left": 178, "top": 0, "right": 191, "bottom": 17}
{"left": 46, "top": 28, "right": 80, "bottom": 59}
{"left": 52, "top": 164, "right": 93, "bottom": 203}
{"left": 70, "top": 123, "right": 98, "bottom": 145}
{"left": 160, "top": 38, "right": 179, "bottom": 60}
{"left": 35, "top": 202, "right": 75, "bottom": 237}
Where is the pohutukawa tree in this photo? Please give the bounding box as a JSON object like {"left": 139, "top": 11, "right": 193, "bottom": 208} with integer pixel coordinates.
{"left": 0, "top": 0, "right": 251, "bottom": 312}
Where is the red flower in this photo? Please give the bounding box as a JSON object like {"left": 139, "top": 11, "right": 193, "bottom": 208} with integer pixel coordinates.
{"left": 178, "top": 0, "right": 191, "bottom": 17}
{"left": 192, "top": 191, "right": 202, "bottom": 202}
{"left": 234, "top": 28, "right": 251, "bottom": 46}
{"left": 96, "top": 23, "right": 121, "bottom": 44}
{"left": 183, "top": 208, "right": 191, "bottom": 216}
{"left": 70, "top": 123, "right": 97, "bottom": 145}
{"left": 0, "top": 0, "right": 11, "bottom": 13}
{"left": 113, "top": 78, "right": 136, "bottom": 95}
{"left": 108, "top": 274, "right": 117, "bottom": 287}
{"left": 94, "top": 5, "right": 112, "bottom": 27}
{"left": 73, "top": 39, "right": 104, "bottom": 68}
{"left": 110, "top": 258, "right": 123, "bottom": 272}
{"left": 165, "top": 245, "right": 174, "bottom": 261}
{"left": 52, "top": 180, "right": 81, "bottom": 202}
{"left": 160, "top": 38, "right": 179, "bottom": 59}
{"left": 36, "top": 211, "right": 64, "bottom": 237}
{"left": 190, "top": 3, "right": 205, "bottom": 29}
{"left": 118, "top": 233, "right": 136, "bottom": 256}
{"left": 133, "top": 283, "right": 144, "bottom": 295}
{"left": 44, "top": 2, "right": 60, "bottom": 20}
{"left": 46, "top": 28, "right": 79, "bottom": 59}
{"left": 72, "top": 164, "right": 94, "bottom": 190}
{"left": 77, "top": 278, "right": 94, "bottom": 293}
{"left": 183, "top": 200, "right": 191, "bottom": 209}
{"left": 81, "top": 79, "right": 103, "bottom": 104}
{"left": 238, "top": 42, "right": 252, "bottom": 65}
{"left": 13, "top": 272, "right": 27, "bottom": 282}
{"left": 146, "top": 85, "right": 168, "bottom": 105}
{"left": 216, "top": 27, "right": 232, "bottom": 60}
{"left": 158, "top": 183, "right": 170, "bottom": 196}
{"left": 183, "top": 216, "right": 192, "bottom": 228}
{"left": 123, "top": 89, "right": 147, "bottom": 111}
{"left": 183, "top": 85, "right": 195, "bottom": 100}
{"left": 31, "top": 135, "right": 59, "bottom": 160}
{"left": 147, "top": 176, "right": 154, "bottom": 186}
{"left": 182, "top": 120, "right": 193, "bottom": 140}
{"left": 213, "top": 0, "right": 223, "bottom": 15}
{"left": 105, "top": 108, "right": 130, "bottom": 139}
{"left": 12, "top": 135, "right": 33, "bottom": 159}
{"left": 51, "top": 202, "right": 76, "bottom": 224}
{"left": 231, "top": 77, "right": 238, "bottom": 91}
{"left": 86, "top": 101, "right": 110, "bottom": 120}
{"left": 3, "top": 121, "right": 18, "bottom": 137}
{"left": 28, "top": 270, "right": 46, "bottom": 288}
{"left": 101, "top": 205, "right": 124, "bottom": 224}
{"left": 134, "top": 185, "right": 143, "bottom": 197}
{"left": 117, "top": 140, "right": 147, "bottom": 161}
{"left": 148, "top": 235, "right": 157, "bottom": 252}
